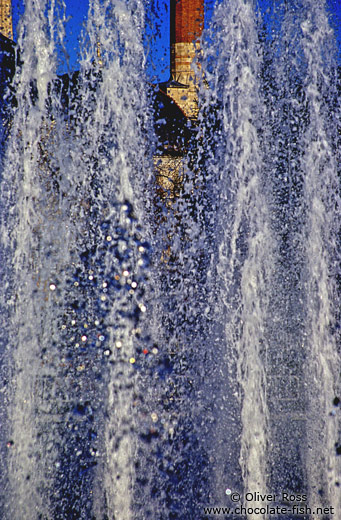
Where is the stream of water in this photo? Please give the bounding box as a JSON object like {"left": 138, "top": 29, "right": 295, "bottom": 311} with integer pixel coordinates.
{"left": 0, "top": 0, "right": 340, "bottom": 518}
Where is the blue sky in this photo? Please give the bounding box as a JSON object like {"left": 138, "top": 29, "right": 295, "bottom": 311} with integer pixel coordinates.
{"left": 12, "top": 0, "right": 341, "bottom": 80}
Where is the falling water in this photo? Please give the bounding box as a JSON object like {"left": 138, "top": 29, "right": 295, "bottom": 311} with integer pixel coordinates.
{"left": 1, "top": 0, "right": 153, "bottom": 518}
{"left": 0, "top": 0, "right": 340, "bottom": 519}
{"left": 300, "top": 1, "right": 340, "bottom": 511}
{"left": 198, "top": 2, "right": 272, "bottom": 515}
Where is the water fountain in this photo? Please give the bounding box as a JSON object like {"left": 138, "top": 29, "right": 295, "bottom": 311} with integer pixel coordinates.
{"left": 198, "top": 2, "right": 340, "bottom": 518}
{"left": 0, "top": 0, "right": 340, "bottom": 518}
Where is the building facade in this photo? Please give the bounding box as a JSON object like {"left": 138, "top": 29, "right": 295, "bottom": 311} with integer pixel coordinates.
{"left": 155, "top": 0, "right": 204, "bottom": 202}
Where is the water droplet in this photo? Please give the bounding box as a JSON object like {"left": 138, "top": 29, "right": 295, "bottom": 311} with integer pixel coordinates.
{"left": 49, "top": 283, "right": 56, "bottom": 291}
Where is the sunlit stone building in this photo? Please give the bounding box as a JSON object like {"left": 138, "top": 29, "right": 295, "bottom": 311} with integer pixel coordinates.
{"left": 0, "top": 0, "right": 14, "bottom": 84}
{"left": 164, "top": 0, "right": 204, "bottom": 119}
{"left": 154, "top": 0, "right": 204, "bottom": 201}
{"left": 0, "top": 0, "right": 14, "bottom": 152}
{"left": 0, "top": 0, "right": 12, "bottom": 40}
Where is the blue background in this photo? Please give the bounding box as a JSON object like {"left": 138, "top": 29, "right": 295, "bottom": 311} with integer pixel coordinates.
{"left": 11, "top": 0, "right": 341, "bottom": 80}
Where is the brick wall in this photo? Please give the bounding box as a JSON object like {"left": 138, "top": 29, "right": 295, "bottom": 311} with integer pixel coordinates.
{"left": 170, "top": 0, "right": 204, "bottom": 44}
